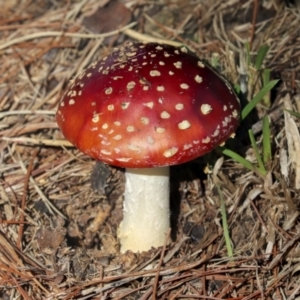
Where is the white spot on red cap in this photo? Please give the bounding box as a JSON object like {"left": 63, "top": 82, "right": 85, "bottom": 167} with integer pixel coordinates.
{"left": 114, "top": 121, "right": 121, "bottom": 126}
{"left": 202, "top": 137, "right": 211, "bottom": 144}
{"left": 157, "top": 86, "right": 165, "bottom": 92}
{"left": 150, "top": 70, "right": 161, "bottom": 77}
{"left": 180, "top": 83, "right": 189, "bottom": 89}
{"left": 143, "top": 102, "right": 154, "bottom": 109}
{"left": 183, "top": 144, "right": 192, "bottom": 150}
{"left": 181, "top": 47, "right": 188, "bottom": 53}
{"left": 163, "top": 147, "right": 178, "bottom": 158}
{"left": 161, "top": 111, "right": 170, "bottom": 119}
{"left": 127, "top": 126, "right": 135, "bottom": 132}
{"left": 102, "top": 123, "right": 108, "bottom": 129}
{"left": 116, "top": 157, "right": 132, "bottom": 162}
{"left": 113, "top": 135, "right": 122, "bottom": 140}
{"left": 198, "top": 61, "right": 205, "bottom": 68}
{"left": 175, "top": 103, "right": 184, "bottom": 110}
{"left": 212, "top": 128, "right": 220, "bottom": 137}
{"left": 69, "top": 99, "right": 75, "bottom": 105}
{"left": 128, "top": 144, "right": 140, "bottom": 152}
{"left": 174, "top": 61, "right": 182, "bottom": 69}
{"left": 107, "top": 104, "right": 114, "bottom": 111}
{"left": 127, "top": 81, "right": 136, "bottom": 91}
{"left": 147, "top": 136, "right": 154, "bottom": 144}
{"left": 141, "top": 117, "right": 149, "bottom": 125}
{"left": 195, "top": 75, "right": 203, "bottom": 83}
{"left": 92, "top": 115, "right": 100, "bottom": 123}
{"left": 178, "top": 120, "right": 191, "bottom": 130}
{"left": 201, "top": 104, "right": 212, "bottom": 115}
{"left": 232, "top": 110, "right": 239, "bottom": 118}
{"left": 101, "top": 150, "right": 111, "bottom": 155}
{"left": 121, "top": 102, "right": 130, "bottom": 109}
{"left": 169, "top": 71, "right": 174, "bottom": 75}
{"left": 155, "top": 127, "right": 165, "bottom": 133}
{"left": 159, "top": 61, "right": 165, "bottom": 66}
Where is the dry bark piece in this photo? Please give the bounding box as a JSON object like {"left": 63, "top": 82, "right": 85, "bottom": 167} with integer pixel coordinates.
{"left": 56, "top": 42, "right": 240, "bottom": 253}
{"left": 36, "top": 226, "right": 66, "bottom": 250}
{"left": 82, "top": 1, "right": 132, "bottom": 44}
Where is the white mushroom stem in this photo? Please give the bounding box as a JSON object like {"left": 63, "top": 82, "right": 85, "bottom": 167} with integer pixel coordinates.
{"left": 118, "top": 167, "right": 170, "bottom": 253}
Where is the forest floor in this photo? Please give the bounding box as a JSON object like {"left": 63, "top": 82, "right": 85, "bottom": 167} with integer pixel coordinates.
{"left": 1, "top": 0, "right": 300, "bottom": 299}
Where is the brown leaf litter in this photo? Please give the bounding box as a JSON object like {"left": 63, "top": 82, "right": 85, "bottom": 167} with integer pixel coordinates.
{"left": 1, "top": 0, "right": 300, "bottom": 299}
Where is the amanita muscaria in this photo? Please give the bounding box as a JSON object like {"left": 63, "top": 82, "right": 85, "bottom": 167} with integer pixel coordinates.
{"left": 56, "top": 42, "right": 240, "bottom": 253}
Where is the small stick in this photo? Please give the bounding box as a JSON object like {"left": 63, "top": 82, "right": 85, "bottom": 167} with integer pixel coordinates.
{"left": 152, "top": 229, "right": 171, "bottom": 300}
{"left": 17, "top": 149, "right": 38, "bottom": 250}
{"left": 249, "top": 0, "right": 259, "bottom": 50}
{"left": 0, "top": 22, "right": 137, "bottom": 51}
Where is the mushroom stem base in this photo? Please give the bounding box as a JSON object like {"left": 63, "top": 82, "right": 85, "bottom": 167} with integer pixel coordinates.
{"left": 119, "top": 167, "right": 170, "bottom": 253}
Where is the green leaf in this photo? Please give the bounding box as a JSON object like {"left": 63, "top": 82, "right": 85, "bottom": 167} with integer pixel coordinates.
{"left": 241, "top": 80, "right": 279, "bottom": 120}
{"left": 254, "top": 45, "right": 269, "bottom": 70}
{"left": 249, "top": 129, "right": 267, "bottom": 176}
{"left": 245, "top": 42, "right": 251, "bottom": 66}
{"left": 221, "top": 148, "right": 254, "bottom": 172}
{"left": 262, "top": 69, "right": 271, "bottom": 107}
{"left": 216, "top": 184, "right": 233, "bottom": 257}
{"left": 284, "top": 109, "right": 300, "bottom": 119}
{"left": 262, "top": 116, "right": 271, "bottom": 165}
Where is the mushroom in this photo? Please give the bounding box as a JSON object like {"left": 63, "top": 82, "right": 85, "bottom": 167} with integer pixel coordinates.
{"left": 56, "top": 42, "right": 240, "bottom": 253}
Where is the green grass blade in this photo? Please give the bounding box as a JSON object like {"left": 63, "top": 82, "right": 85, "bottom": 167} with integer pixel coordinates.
{"left": 254, "top": 45, "right": 269, "bottom": 70}
{"left": 284, "top": 109, "right": 300, "bottom": 119}
{"left": 262, "top": 69, "right": 271, "bottom": 107}
{"left": 245, "top": 42, "right": 251, "bottom": 66}
{"left": 248, "top": 129, "right": 267, "bottom": 176}
{"left": 262, "top": 116, "right": 271, "bottom": 165}
{"left": 241, "top": 80, "right": 279, "bottom": 120}
{"left": 221, "top": 148, "right": 254, "bottom": 171}
{"left": 216, "top": 184, "right": 233, "bottom": 257}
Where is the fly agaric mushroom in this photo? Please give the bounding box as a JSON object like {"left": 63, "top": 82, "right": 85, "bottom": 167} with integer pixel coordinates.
{"left": 56, "top": 42, "right": 240, "bottom": 253}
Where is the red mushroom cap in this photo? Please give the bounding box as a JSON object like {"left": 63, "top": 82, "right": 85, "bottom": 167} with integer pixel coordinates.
{"left": 56, "top": 42, "right": 240, "bottom": 168}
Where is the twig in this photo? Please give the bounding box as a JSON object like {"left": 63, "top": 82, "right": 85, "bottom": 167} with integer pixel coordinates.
{"left": 249, "top": 0, "right": 259, "bottom": 49}
{"left": 1, "top": 136, "right": 73, "bottom": 147}
{"left": 123, "top": 28, "right": 182, "bottom": 47}
{"left": 17, "top": 153, "right": 66, "bottom": 219}
{"left": 17, "top": 149, "right": 38, "bottom": 250}
{"left": 152, "top": 229, "right": 170, "bottom": 300}
{"left": 0, "top": 22, "right": 137, "bottom": 51}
